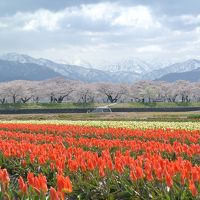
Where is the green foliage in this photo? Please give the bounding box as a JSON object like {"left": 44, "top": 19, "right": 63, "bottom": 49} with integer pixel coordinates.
{"left": 0, "top": 102, "right": 199, "bottom": 110}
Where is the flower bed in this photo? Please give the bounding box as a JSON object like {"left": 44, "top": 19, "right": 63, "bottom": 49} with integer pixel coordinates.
{"left": 0, "top": 122, "right": 199, "bottom": 199}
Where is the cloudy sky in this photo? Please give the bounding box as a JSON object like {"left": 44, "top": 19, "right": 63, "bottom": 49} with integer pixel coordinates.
{"left": 0, "top": 0, "right": 200, "bottom": 66}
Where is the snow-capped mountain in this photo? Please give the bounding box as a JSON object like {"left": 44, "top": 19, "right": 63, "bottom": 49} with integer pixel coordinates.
{"left": 1, "top": 53, "right": 200, "bottom": 83}
{"left": 0, "top": 53, "right": 140, "bottom": 83}
{"left": 146, "top": 58, "right": 176, "bottom": 70}
{"left": 103, "top": 58, "right": 152, "bottom": 74}
{"left": 0, "top": 53, "right": 145, "bottom": 83}
{"left": 0, "top": 53, "right": 102, "bottom": 80}
{"left": 143, "top": 59, "right": 200, "bottom": 80}
{"left": 0, "top": 52, "right": 38, "bottom": 64}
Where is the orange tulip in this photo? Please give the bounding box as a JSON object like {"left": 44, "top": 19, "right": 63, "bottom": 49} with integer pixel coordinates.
{"left": 57, "top": 175, "right": 73, "bottom": 194}
{"left": 18, "top": 176, "right": 28, "bottom": 194}
{"left": 165, "top": 172, "right": 173, "bottom": 188}
{"left": 189, "top": 180, "right": 198, "bottom": 196}
{"left": 50, "top": 187, "right": 60, "bottom": 200}
{"left": 0, "top": 169, "right": 10, "bottom": 185}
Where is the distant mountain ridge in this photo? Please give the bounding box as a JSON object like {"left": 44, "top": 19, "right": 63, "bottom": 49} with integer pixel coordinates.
{"left": 0, "top": 53, "right": 200, "bottom": 83}
{"left": 0, "top": 59, "right": 62, "bottom": 82}
{"left": 143, "top": 59, "right": 200, "bottom": 80}
{"left": 157, "top": 67, "right": 200, "bottom": 82}
{"left": 0, "top": 53, "right": 142, "bottom": 83}
{"left": 0, "top": 53, "right": 113, "bottom": 82}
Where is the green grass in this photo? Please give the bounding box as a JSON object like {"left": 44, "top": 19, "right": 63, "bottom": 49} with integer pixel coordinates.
{"left": 110, "top": 102, "right": 200, "bottom": 108}
{"left": 187, "top": 114, "right": 200, "bottom": 119}
{"left": 0, "top": 102, "right": 199, "bottom": 110}
{"left": 0, "top": 102, "right": 103, "bottom": 110}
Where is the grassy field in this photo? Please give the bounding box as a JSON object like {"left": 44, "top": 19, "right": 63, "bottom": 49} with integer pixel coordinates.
{"left": 110, "top": 102, "right": 200, "bottom": 108}
{"left": 0, "top": 102, "right": 99, "bottom": 110}
{"left": 0, "top": 111, "right": 199, "bottom": 122}
{"left": 0, "top": 102, "right": 200, "bottom": 110}
{"left": 0, "top": 102, "right": 199, "bottom": 122}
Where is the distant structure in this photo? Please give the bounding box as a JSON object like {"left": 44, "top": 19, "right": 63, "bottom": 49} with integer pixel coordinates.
{"left": 91, "top": 107, "right": 112, "bottom": 113}
{"left": 90, "top": 103, "right": 117, "bottom": 113}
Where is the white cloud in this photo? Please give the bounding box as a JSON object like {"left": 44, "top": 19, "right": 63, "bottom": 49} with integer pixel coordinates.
{"left": 17, "top": 9, "right": 66, "bottom": 31}
{"left": 0, "top": 21, "right": 8, "bottom": 28}
{"left": 137, "top": 45, "right": 162, "bottom": 53}
{"left": 181, "top": 14, "right": 200, "bottom": 24}
{"left": 81, "top": 3, "right": 161, "bottom": 29}
{"left": 0, "top": 2, "right": 200, "bottom": 66}
{"left": 0, "top": 3, "right": 161, "bottom": 32}
{"left": 81, "top": 2, "right": 116, "bottom": 21}
{"left": 112, "top": 6, "right": 161, "bottom": 29}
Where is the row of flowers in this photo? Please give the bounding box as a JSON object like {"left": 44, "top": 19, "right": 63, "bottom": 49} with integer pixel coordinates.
{"left": 1, "top": 120, "right": 200, "bottom": 130}
{"left": 0, "top": 123, "right": 199, "bottom": 143}
{"left": 0, "top": 132, "right": 199, "bottom": 159}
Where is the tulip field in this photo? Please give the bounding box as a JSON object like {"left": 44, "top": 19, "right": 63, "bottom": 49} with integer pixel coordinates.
{"left": 0, "top": 121, "right": 199, "bottom": 199}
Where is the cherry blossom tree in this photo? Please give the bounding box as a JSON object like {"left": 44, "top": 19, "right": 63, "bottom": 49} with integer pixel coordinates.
{"left": 98, "top": 83, "right": 128, "bottom": 103}
{"left": 0, "top": 78, "right": 199, "bottom": 104}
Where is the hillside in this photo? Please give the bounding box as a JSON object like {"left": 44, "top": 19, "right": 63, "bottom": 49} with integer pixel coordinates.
{"left": 0, "top": 60, "right": 62, "bottom": 82}
{"left": 157, "top": 68, "right": 200, "bottom": 82}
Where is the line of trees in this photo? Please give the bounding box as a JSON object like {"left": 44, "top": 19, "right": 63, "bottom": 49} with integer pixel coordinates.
{"left": 0, "top": 78, "right": 199, "bottom": 104}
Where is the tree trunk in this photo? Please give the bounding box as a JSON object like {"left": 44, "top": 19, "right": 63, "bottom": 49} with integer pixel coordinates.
{"left": 13, "top": 95, "right": 16, "bottom": 104}
{"left": 21, "top": 96, "right": 32, "bottom": 103}
{"left": 0, "top": 98, "right": 6, "bottom": 104}
{"left": 33, "top": 97, "right": 39, "bottom": 103}
{"left": 57, "top": 96, "right": 64, "bottom": 103}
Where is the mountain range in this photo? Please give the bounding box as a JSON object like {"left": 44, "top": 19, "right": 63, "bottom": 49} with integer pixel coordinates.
{"left": 0, "top": 52, "right": 200, "bottom": 83}
{"left": 157, "top": 67, "right": 200, "bottom": 82}
{"left": 143, "top": 59, "right": 200, "bottom": 80}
